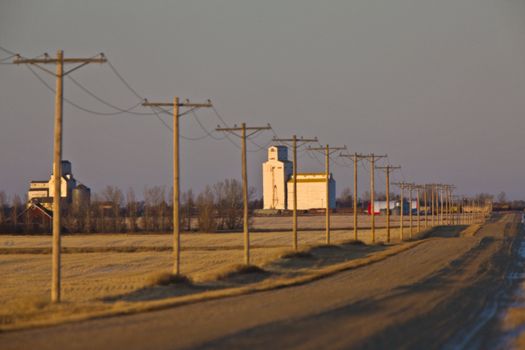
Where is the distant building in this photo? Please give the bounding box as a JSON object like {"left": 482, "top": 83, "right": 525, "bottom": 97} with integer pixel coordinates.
{"left": 287, "top": 173, "right": 336, "bottom": 210}
{"left": 27, "top": 160, "right": 90, "bottom": 211}
{"left": 367, "top": 200, "right": 418, "bottom": 215}
{"left": 262, "top": 146, "right": 336, "bottom": 210}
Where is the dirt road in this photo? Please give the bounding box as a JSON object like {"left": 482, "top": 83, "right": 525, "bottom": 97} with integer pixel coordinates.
{"left": 0, "top": 213, "right": 520, "bottom": 350}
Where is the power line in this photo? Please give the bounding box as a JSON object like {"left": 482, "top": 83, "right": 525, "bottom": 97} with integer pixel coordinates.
{"left": 67, "top": 75, "right": 156, "bottom": 116}
{"left": 0, "top": 45, "right": 16, "bottom": 55}
{"left": 106, "top": 59, "right": 144, "bottom": 101}
{"left": 190, "top": 110, "right": 225, "bottom": 140}
{"left": 26, "top": 64, "right": 148, "bottom": 116}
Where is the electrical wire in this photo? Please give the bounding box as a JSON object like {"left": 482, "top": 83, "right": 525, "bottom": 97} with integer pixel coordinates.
{"left": 190, "top": 110, "right": 225, "bottom": 140}
{"left": 0, "top": 45, "right": 16, "bottom": 55}
{"left": 106, "top": 59, "right": 144, "bottom": 101}
{"left": 67, "top": 75, "right": 156, "bottom": 116}
{"left": 26, "top": 64, "right": 150, "bottom": 116}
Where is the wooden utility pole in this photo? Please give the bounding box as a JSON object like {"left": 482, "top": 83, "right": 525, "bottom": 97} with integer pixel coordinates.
{"left": 438, "top": 185, "right": 444, "bottom": 225}
{"left": 415, "top": 185, "right": 422, "bottom": 233}
{"left": 424, "top": 185, "right": 429, "bottom": 228}
{"left": 340, "top": 153, "right": 368, "bottom": 241}
{"left": 408, "top": 183, "right": 415, "bottom": 238}
{"left": 217, "top": 123, "right": 271, "bottom": 265}
{"left": 363, "top": 154, "right": 387, "bottom": 243}
{"left": 143, "top": 98, "right": 212, "bottom": 275}
{"left": 376, "top": 165, "right": 400, "bottom": 242}
{"left": 308, "top": 144, "right": 346, "bottom": 244}
{"left": 273, "top": 135, "right": 317, "bottom": 250}
{"left": 393, "top": 182, "right": 410, "bottom": 240}
{"left": 14, "top": 51, "right": 106, "bottom": 303}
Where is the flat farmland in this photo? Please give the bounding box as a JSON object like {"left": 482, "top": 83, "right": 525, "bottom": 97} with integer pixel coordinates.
{"left": 0, "top": 213, "right": 442, "bottom": 329}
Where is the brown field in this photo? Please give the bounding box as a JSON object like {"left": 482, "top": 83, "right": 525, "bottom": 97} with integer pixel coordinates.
{"left": 0, "top": 214, "right": 456, "bottom": 330}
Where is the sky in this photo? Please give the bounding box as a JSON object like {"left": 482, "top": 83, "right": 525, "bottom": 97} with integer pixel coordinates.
{"left": 1, "top": 0, "right": 525, "bottom": 200}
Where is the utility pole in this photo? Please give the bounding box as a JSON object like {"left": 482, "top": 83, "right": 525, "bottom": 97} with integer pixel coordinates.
{"left": 424, "top": 185, "right": 429, "bottom": 228}
{"left": 407, "top": 183, "right": 417, "bottom": 238}
{"left": 14, "top": 50, "right": 106, "bottom": 303}
{"left": 415, "top": 185, "right": 422, "bottom": 233}
{"left": 217, "top": 123, "right": 272, "bottom": 265}
{"left": 143, "top": 98, "right": 212, "bottom": 275}
{"left": 340, "top": 153, "right": 368, "bottom": 241}
{"left": 439, "top": 185, "right": 444, "bottom": 225}
{"left": 393, "top": 182, "right": 410, "bottom": 241}
{"left": 308, "top": 144, "right": 346, "bottom": 244}
{"left": 273, "top": 135, "right": 317, "bottom": 250}
{"left": 375, "top": 165, "right": 400, "bottom": 242}
{"left": 363, "top": 154, "right": 387, "bottom": 243}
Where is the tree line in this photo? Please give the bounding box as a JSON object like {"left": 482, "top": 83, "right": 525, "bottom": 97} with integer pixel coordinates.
{"left": 0, "top": 179, "right": 258, "bottom": 234}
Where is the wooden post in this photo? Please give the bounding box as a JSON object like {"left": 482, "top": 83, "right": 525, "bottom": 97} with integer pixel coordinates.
{"left": 325, "top": 144, "right": 330, "bottom": 244}
{"left": 377, "top": 166, "right": 400, "bottom": 243}
{"left": 13, "top": 51, "right": 106, "bottom": 303}
{"left": 385, "top": 169, "right": 390, "bottom": 242}
{"left": 353, "top": 153, "right": 358, "bottom": 241}
{"left": 371, "top": 156, "right": 376, "bottom": 243}
{"left": 217, "top": 123, "right": 271, "bottom": 264}
{"left": 409, "top": 184, "right": 413, "bottom": 238}
{"left": 274, "top": 135, "right": 317, "bottom": 250}
{"left": 424, "top": 186, "right": 428, "bottom": 228}
{"left": 400, "top": 185, "right": 404, "bottom": 240}
{"left": 173, "top": 97, "right": 180, "bottom": 275}
{"left": 416, "top": 186, "right": 421, "bottom": 233}
{"left": 308, "top": 144, "right": 346, "bottom": 244}
{"left": 430, "top": 185, "right": 436, "bottom": 226}
{"left": 143, "top": 98, "right": 212, "bottom": 273}
{"left": 51, "top": 49, "right": 64, "bottom": 303}
{"left": 292, "top": 135, "right": 298, "bottom": 250}
{"left": 440, "top": 187, "right": 444, "bottom": 225}
{"left": 241, "top": 123, "right": 249, "bottom": 264}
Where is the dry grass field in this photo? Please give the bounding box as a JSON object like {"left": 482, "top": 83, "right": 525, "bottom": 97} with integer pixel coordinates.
{"left": 0, "top": 214, "right": 448, "bottom": 330}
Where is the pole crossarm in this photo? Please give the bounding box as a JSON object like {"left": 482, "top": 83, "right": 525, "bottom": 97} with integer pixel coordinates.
{"left": 339, "top": 152, "right": 368, "bottom": 159}
{"left": 307, "top": 145, "right": 347, "bottom": 154}
{"left": 273, "top": 136, "right": 318, "bottom": 144}
{"left": 143, "top": 99, "right": 213, "bottom": 109}
{"left": 216, "top": 124, "right": 272, "bottom": 132}
{"left": 375, "top": 165, "right": 401, "bottom": 171}
{"left": 13, "top": 53, "right": 107, "bottom": 77}
{"left": 362, "top": 154, "right": 387, "bottom": 162}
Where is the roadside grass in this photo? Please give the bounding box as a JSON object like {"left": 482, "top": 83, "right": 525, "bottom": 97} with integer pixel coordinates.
{"left": 214, "top": 264, "right": 268, "bottom": 281}
{"left": 279, "top": 250, "right": 315, "bottom": 260}
{"left": 147, "top": 273, "right": 192, "bottom": 287}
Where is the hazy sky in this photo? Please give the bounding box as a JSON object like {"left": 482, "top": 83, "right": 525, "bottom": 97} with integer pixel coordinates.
{"left": 1, "top": 0, "right": 525, "bottom": 200}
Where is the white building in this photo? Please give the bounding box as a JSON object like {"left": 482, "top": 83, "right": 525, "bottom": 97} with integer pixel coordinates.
{"left": 262, "top": 146, "right": 292, "bottom": 210}
{"left": 27, "top": 160, "right": 90, "bottom": 211}
{"left": 262, "top": 146, "right": 336, "bottom": 210}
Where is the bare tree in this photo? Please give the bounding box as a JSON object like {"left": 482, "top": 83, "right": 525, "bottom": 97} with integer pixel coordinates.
{"left": 181, "top": 189, "right": 195, "bottom": 231}
{"left": 126, "top": 187, "right": 138, "bottom": 232}
{"left": 0, "top": 191, "right": 7, "bottom": 229}
{"left": 336, "top": 187, "right": 353, "bottom": 208}
{"left": 11, "top": 194, "right": 22, "bottom": 232}
{"left": 196, "top": 185, "right": 216, "bottom": 232}
{"left": 214, "top": 179, "right": 254, "bottom": 230}
{"left": 102, "top": 186, "right": 124, "bottom": 232}
{"left": 144, "top": 186, "right": 166, "bottom": 232}
{"left": 497, "top": 191, "right": 507, "bottom": 204}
